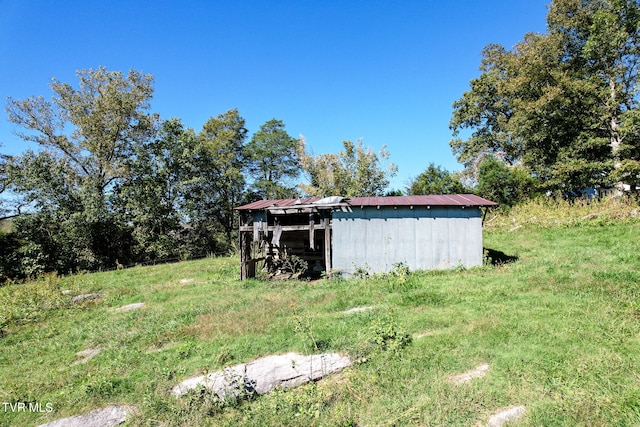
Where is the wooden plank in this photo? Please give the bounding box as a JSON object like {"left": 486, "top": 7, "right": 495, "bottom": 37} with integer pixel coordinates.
{"left": 239, "top": 224, "right": 327, "bottom": 232}
{"left": 324, "top": 218, "right": 332, "bottom": 277}
{"left": 240, "top": 231, "right": 251, "bottom": 280}
{"left": 271, "top": 224, "right": 283, "bottom": 246}
{"left": 309, "top": 215, "right": 315, "bottom": 250}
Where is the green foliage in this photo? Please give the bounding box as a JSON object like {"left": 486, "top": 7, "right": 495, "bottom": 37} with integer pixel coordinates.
{"left": 2, "top": 230, "right": 640, "bottom": 426}
{"left": 290, "top": 302, "right": 319, "bottom": 352}
{"left": 4, "top": 67, "right": 158, "bottom": 273}
{"left": 450, "top": 0, "right": 640, "bottom": 193}
{"left": 298, "top": 139, "right": 397, "bottom": 197}
{"left": 185, "top": 109, "right": 248, "bottom": 250}
{"left": 0, "top": 272, "right": 67, "bottom": 333}
{"left": 408, "top": 163, "right": 468, "bottom": 195}
{"left": 477, "top": 156, "right": 539, "bottom": 206}
{"left": 368, "top": 309, "right": 412, "bottom": 356}
{"left": 245, "top": 119, "right": 300, "bottom": 199}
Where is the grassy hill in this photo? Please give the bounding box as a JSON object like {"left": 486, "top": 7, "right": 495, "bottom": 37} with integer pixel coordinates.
{"left": 1, "top": 205, "right": 639, "bottom": 426}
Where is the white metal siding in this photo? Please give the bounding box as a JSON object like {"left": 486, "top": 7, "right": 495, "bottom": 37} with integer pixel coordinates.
{"left": 332, "top": 206, "right": 483, "bottom": 276}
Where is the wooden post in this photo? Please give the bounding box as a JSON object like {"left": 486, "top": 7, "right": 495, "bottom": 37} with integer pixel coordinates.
{"left": 240, "top": 230, "right": 250, "bottom": 280}
{"left": 323, "top": 216, "right": 331, "bottom": 277}
{"left": 240, "top": 212, "right": 254, "bottom": 280}
{"left": 309, "top": 213, "right": 315, "bottom": 250}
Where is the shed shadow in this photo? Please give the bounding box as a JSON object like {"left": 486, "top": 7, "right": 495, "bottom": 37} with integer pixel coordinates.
{"left": 483, "top": 248, "right": 519, "bottom": 266}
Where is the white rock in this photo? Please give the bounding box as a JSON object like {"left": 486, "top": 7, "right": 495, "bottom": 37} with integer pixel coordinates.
{"left": 487, "top": 406, "right": 526, "bottom": 427}
{"left": 71, "top": 293, "right": 101, "bottom": 303}
{"left": 172, "top": 352, "right": 351, "bottom": 399}
{"left": 343, "top": 306, "right": 373, "bottom": 314}
{"left": 447, "top": 364, "right": 490, "bottom": 384}
{"left": 72, "top": 348, "right": 101, "bottom": 365}
{"left": 37, "top": 405, "right": 133, "bottom": 427}
{"left": 115, "top": 303, "right": 145, "bottom": 311}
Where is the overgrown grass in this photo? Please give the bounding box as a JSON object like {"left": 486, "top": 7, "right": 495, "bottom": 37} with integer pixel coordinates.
{"left": 485, "top": 195, "right": 640, "bottom": 230}
{"left": 1, "top": 218, "right": 640, "bottom": 426}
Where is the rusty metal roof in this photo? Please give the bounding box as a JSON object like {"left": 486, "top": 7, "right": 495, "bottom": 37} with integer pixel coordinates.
{"left": 347, "top": 194, "right": 497, "bottom": 207}
{"left": 236, "top": 194, "right": 497, "bottom": 211}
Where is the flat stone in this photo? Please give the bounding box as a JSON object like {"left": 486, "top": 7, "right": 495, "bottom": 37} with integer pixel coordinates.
{"left": 115, "top": 302, "right": 145, "bottom": 311}
{"left": 37, "top": 405, "right": 133, "bottom": 427}
{"left": 343, "top": 306, "right": 373, "bottom": 314}
{"left": 447, "top": 364, "right": 490, "bottom": 384}
{"left": 172, "top": 352, "right": 351, "bottom": 399}
{"left": 487, "top": 406, "right": 526, "bottom": 427}
{"left": 72, "top": 348, "right": 101, "bottom": 365}
{"left": 71, "top": 293, "right": 101, "bottom": 303}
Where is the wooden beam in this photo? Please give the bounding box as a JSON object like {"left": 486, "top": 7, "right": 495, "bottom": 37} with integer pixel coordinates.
{"left": 240, "top": 231, "right": 252, "bottom": 280}
{"left": 239, "top": 224, "right": 328, "bottom": 232}
{"left": 309, "top": 214, "right": 315, "bottom": 250}
{"left": 323, "top": 217, "right": 331, "bottom": 277}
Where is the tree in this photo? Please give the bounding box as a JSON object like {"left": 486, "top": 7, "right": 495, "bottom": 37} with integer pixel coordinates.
{"left": 450, "top": 0, "right": 640, "bottom": 193}
{"left": 116, "top": 118, "right": 193, "bottom": 260}
{"left": 298, "top": 139, "right": 397, "bottom": 197}
{"left": 4, "top": 67, "right": 158, "bottom": 271}
{"left": 245, "top": 119, "right": 300, "bottom": 200}
{"left": 476, "top": 156, "right": 539, "bottom": 206}
{"left": 407, "top": 163, "right": 468, "bottom": 195}
{"left": 0, "top": 147, "right": 7, "bottom": 219}
{"left": 184, "top": 109, "right": 247, "bottom": 251}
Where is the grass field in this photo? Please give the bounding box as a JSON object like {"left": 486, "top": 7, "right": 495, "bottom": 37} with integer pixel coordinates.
{"left": 1, "top": 205, "right": 639, "bottom": 426}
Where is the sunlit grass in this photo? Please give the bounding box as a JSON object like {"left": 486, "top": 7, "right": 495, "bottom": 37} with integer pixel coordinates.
{"left": 1, "top": 219, "right": 639, "bottom": 426}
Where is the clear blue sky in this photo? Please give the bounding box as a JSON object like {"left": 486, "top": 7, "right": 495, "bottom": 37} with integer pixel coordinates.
{"left": 0, "top": 0, "right": 549, "bottom": 191}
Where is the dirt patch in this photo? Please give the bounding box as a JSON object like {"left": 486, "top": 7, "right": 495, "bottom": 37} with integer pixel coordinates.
{"left": 180, "top": 293, "right": 294, "bottom": 339}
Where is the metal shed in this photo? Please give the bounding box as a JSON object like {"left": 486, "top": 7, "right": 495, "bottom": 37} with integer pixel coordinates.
{"left": 235, "top": 194, "right": 497, "bottom": 279}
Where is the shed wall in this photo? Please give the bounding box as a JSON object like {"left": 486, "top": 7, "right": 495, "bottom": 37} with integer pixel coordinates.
{"left": 332, "top": 206, "right": 483, "bottom": 276}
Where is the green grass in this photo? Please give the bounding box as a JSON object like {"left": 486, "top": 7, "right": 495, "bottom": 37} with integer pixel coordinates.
{"left": 1, "top": 218, "right": 640, "bottom": 426}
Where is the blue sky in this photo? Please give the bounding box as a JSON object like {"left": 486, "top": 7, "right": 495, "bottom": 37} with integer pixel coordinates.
{"left": 0, "top": 0, "right": 549, "bottom": 191}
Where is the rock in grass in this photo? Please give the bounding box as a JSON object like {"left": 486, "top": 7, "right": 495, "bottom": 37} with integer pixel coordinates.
{"left": 71, "top": 293, "right": 101, "bottom": 303}
{"left": 343, "top": 306, "right": 373, "bottom": 314}
{"left": 447, "top": 364, "right": 490, "bottom": 384}
{"left": 72, "top": 348, "right": 101, "bottom": 365}
{"left": 172, "top": 352, "right": 351, "bottom": 399}
{"left": 37, "top": 405, "right": 133, "bottom": 427}
{"left": 487, "top": 406, "right": 526, "bottom": 426}
{"left": 115, "top": 302, "right": 145, "bottom": 311}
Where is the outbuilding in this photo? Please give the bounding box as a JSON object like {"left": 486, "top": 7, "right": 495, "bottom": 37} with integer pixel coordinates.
{"left": 235, "top": 194, "right": 497, "bottom": 279}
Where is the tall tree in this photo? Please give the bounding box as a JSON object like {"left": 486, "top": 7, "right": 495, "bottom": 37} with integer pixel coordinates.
{"left": 184, "top": 109, "right": 247, "bottom": 250}
{"left": 450, "top": 0, "right": 640, "bottom": 193}
{"left": 116, "top": 118, "right": 193, "bottom": 260}
{"left": 407, "top": 163, "right": 468, "bottom": 195}
{"left": 245, "top": 119, "right": 300, "bottom": 200}
{"left": 4, "top": 67, "right": 158, "bottom": 271}
{"left": 298, "top": 139, "right": 397, "bottom": 197}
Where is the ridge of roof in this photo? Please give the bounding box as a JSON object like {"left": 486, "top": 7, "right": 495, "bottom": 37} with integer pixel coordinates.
{"left": 235, "top": 194, "right": 497, "bottom": 211}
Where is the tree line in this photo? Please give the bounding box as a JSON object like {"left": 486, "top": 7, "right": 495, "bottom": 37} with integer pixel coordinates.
{"left": 1, "top": 0, "right": 639, "bottom": 280}
{"left": 450, "top": 0, "right": 640, "bottom": 196}
{"left": 0, "top": 68, "right": 397, "bottom": 280}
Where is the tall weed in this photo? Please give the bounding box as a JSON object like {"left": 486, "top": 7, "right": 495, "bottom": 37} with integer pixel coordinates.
{"left": 0, "top": 272, "right": 68, "bottom": 333}
{"left": 486, "top": 196, "right": 640, "bottom": 230}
